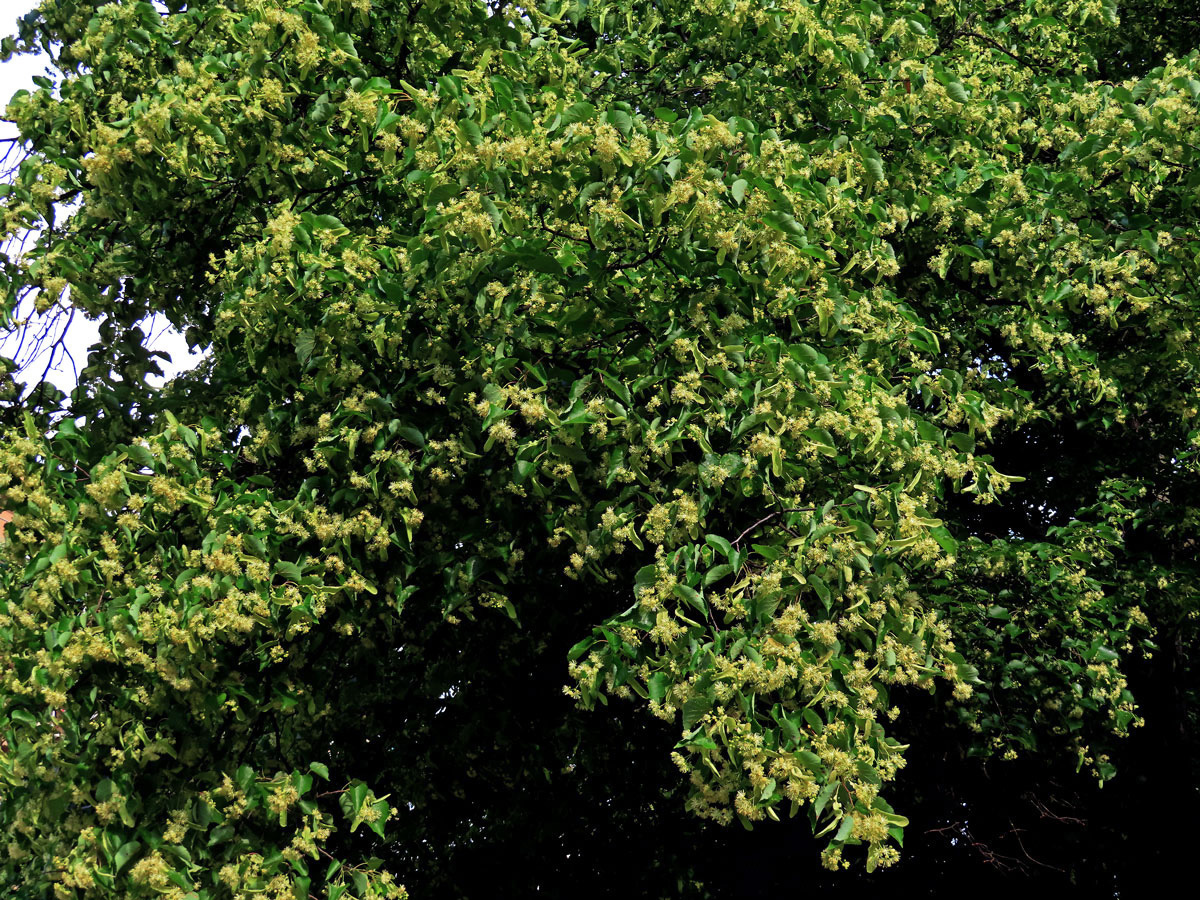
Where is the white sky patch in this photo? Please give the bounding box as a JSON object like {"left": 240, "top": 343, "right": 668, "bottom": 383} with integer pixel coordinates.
{"left": 0, "top": 17, "right": 207, "bottom": 400}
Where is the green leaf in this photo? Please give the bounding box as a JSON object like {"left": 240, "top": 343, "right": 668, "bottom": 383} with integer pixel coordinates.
{"left": 331, "top": 32, "right": 358, "bottom": 58}
{"left": 295, "top": 330, "right": 316, "bottom": 365}
{"left": 367, "top": 799, "right": 391, "bottom": 837}
{"left": 672, "top": 583, "right": 707, "bottom": 614}
{"left": 567, "top": 636, "right": 594, "bottom": 660}
{"left": 796, "top": 750, "right": 824, "bottom": 773}
{"left": 762, "top": 210, "right": 805, "bottom": 236}
{"left": 514, "top": 458, "right": 536, "bottom": 484}
{"left": 813, "top": 782, "right": 837, "bottom": 818}
{"left": 490, "top": 76, "right": 514, "bottom": 109}
{"left": 457, "top": 119, "right": 483, "bottom": 147}
{"left": 682, "top": 695, "right": 712, "bottom": 730}
{"left": 562, "top": 101, "right": 596, "bottom": 124}
{"left": 113, "top": 841, "right": 141, "bottom": 874}
{"left": 274, "top": 560, "right": 304, "bottom": 582}
{"left": 647, "top": 672, "right": 669, "bottom": 702}
{"left": 508, "top": 249, "right": 564, "bottom": 275}
{"left": 396, "top": 425, "right": 425, "bottom": 448}
{"left": 863, "top": 156, "right": 884, "bottom": 187}
{"left": 955, "top": 661, "right": 983, "bottom": 685}
{"left": 705, "top": 534, "right": 733, "bottom": 559}
{"left": 426, "top": 182, "right": 461, "bottom": 206}
{"left": 834, "top": 814, "right": 855, "bottom": 842}
{"left": 779, "top": 714, "right": 801, "bottom": 744}
{"left": 600, "top": 371, "right": 632, "bottom": 406}
{"left": 808, "top": 573, "right": 832, "bottom": 610}
{"left": 704, "top": 563, "right": 733, "bottom": 586}
{"left": 310, "top": 14, "right": 336, "bottom": 37}
{"left": 607, "top": 109, "right": 633, "bottom": 136}
{"left": 930, "top": 526, "right": 958, "bottom": 554}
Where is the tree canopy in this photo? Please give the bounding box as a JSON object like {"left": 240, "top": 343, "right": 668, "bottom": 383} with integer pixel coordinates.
{"left": 1, "top": 0, "right": 1198, "bottom": 896}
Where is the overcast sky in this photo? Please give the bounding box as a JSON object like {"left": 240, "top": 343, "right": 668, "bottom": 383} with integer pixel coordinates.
{"left": 0, "top": 2, "right": 204, "bottom": 399}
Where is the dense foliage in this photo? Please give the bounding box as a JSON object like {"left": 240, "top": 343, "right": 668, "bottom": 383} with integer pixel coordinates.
{"left": 1, "top": 0, "right": 1197, "bottom": 896}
